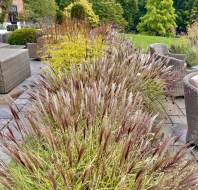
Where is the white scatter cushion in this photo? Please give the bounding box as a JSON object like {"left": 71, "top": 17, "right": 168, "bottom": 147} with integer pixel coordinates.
{"left": 190, "top": 75, "right": 198, "bottom": 88}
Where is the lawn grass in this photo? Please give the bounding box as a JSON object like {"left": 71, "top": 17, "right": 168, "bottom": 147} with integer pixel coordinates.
{"left": 124, "top": 34, "right": 186, "bottom": 52}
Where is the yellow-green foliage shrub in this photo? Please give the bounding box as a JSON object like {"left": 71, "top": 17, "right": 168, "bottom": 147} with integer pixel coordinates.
{"left": 45, "top": 34, "right": 104, "bottom": 72}
{"left": 65, "top": 0, "right": 99, "bottom": 27}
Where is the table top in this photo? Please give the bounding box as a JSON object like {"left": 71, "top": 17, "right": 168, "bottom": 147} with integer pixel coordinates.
{"left": 9, "top": 45, "right": 26, "bottom": 49}
{"left": 0, "top": 43, "right": 9, "bottom": 48}
{"left": 0, "top": 48, "right": 28, "bottom": 62}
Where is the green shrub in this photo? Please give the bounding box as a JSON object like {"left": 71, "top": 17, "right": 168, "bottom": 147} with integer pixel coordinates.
{"left": 45, "top": 34, "right": 104, "bottom": 72}
{"left": 65, "top": 0, "right": 99, "bottom": 27}
{"left": 43, "top": 21, "right": 106, "bottom": 72}
{"left": 170, "top": 44, "right": 198, "bottom": 67}
{"left": 187, "top": 22, "right": 198, "bottom": 46}
{"left": 8, "top": 28, "right": 37, "bottom": 45}
{"left": 56, "top": 9, "right": 65, "bottom": 24}
{"left": 71, "top": 3, "right": 86, "bottom": 20}
{"left": 169, "top": 23, "right": 198, "bottom": 67}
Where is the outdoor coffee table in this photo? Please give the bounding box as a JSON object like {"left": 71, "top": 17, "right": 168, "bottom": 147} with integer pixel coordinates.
{"left": 0, "top": 48, "right": 31, "bottom": 93}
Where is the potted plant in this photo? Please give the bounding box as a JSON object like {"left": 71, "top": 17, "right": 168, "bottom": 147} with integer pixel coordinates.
{"left": 8, "top": 28, "right": 41, "bottom": 59}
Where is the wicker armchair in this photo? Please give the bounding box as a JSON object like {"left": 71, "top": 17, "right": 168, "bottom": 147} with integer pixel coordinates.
{"left": 149, "top": 43, "right": 186, "bottom": 97}
{"left": 184, "top": 72, "right": 198, "bottom": 145}
{"left": 150, "top": 43, "right": 186, "bottom": 60}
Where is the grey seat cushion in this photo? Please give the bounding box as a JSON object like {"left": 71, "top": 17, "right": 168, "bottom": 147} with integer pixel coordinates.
{"left": 150, "top": 43, "right": 169, "bottom": 55}
{"left": 190, "top": 75, "right": 198, "bottom": 88}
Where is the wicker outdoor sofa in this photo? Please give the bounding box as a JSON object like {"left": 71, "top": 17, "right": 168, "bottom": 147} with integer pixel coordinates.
{"left": 184, "top": 71, "right": 198, "bottom": 146}
{"left": 0, "top": 48, "right": 31, "bottom": 93}
{"left": 150, "top": 43, "right": 186, "bottom": 97}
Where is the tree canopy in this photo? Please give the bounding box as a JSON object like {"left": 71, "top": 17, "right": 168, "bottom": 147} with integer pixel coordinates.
{"left": 173, "top": 0, "right": 194, "bottom": 32}
{"left": 24, "top": 0, "right": 57, "bottom": 22}
{"left": 137, "top": 0, "right": 176, "bottom": 36}
{"left": 90, "top": 0, "right": 127, "bottom": 27}
{"left": 0, "top": 0, "right": 11, "bottom": 23}
{"left": 65, "top": 0, "right": 99, "bottom": 27}
{"left": 116, "top": 0, "right": 138, "bottom": 31}
{"left": 55, "top": 0, "right": 71, "bottom": 10}
{"left": 0, "top": 0, "right": 190, "bottom": 34}
{"left": 191, "top": 0, "right": 198, "bottom": 24}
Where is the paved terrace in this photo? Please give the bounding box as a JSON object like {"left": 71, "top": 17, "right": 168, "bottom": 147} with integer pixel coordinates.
{"left": 163, "top": 98, "right": 187, "bottom": 145}
{"left": 0, "top": 60, "right": 46, "bottom": 163}
{"left": 162, "top": 98, "right": 198, "bottom": 160}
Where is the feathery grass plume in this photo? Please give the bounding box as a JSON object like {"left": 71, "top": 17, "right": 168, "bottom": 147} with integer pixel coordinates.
{"left": 41, "top": 34, "right": 173, "bottom": 115}
{"left": 0, "top": 80, "right": 197, "bottom": 189}
{"left": 0, "top": 34, "right": 197, "bottom": 189}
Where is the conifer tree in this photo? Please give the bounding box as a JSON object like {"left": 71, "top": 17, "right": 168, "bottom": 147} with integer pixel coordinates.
{"left": 173, "top": 0, "right": 194, "bottom": 32}
{"left": 138, "top": 0, "right": 176, "bottom": 36}
{"left": 191, "top": 0, "right": 198, "bottom": 24}
{"left": 117, "top": 0, "right": 138, "bottom": 31}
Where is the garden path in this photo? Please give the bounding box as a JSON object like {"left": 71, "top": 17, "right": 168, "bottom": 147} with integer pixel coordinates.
{"left": 163, "top": 98, "right": 198, "bottom": 159}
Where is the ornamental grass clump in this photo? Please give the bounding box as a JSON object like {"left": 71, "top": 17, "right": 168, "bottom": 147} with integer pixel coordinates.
{"left": 0, "top": 38, "right": 197, "bottom": 189}
{"left": 44, "top": 37, "right": 173, "bottom": 114}
{"left": 170, "top": 22, "right": 198, "bottom": 67}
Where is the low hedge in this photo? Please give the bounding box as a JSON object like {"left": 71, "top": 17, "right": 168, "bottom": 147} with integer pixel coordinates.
{"left": 8, "top": 28, "right": 37, "bottom": 45}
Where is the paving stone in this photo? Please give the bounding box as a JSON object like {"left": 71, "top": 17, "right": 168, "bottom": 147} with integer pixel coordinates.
{"left": 169, "top": 115, "right": 187, "bottom": 125}
{"left": 163, "top": 98, "right": 184, "bottom": 116}
{"left": 165, "top": 103, "right": 184, "bottom": 116}
{"left": 20, "top": 80, "right": 36, "bottom": 89}
{"left": 14, "top": 98, "right": 29, "bottom": 106}
{"left": 171, "top": 123, "right": 187, "bottom": 145}
{"left": 162, "top": 97, "right": 188, "bottom": 147}
{"left": 13, "top": 104, "right": 25, "bottom": 111}
{"left": 21, "top": 103, "right": 34, "bottom": 113}
{"left": 161, "top": 123, "right": 187, "bottom": 145}
{"left": 175, "top": 98, "right": 186, "bottom": 109}
{"left": 181, "top": 108, "right": 186, "bottom": 116}
{"left": 18, "top": 91, "right": 31, "bottom": 99}
{"left": 161, "top": 124, "right": 174, "bottom": 137}
{"left": 163, "top": 116, "right": 174, "bottom": 125}
{"left": 0, "top": 94, "right": 12, "bottom": 104}
{"left": 9, "top": 87, "right": 25, "bottom": 99}
{"left": 0, "top": 147, "right": 11, "bottom": 164}
{"left": 30, "top": 61, "right": 47, "bottom": 75}
{"left": 169, "top": 145, "right": 196, "bottom": 160}
{"left": 0, "top": 105, "right": 13, "bottom": 119}
{"left": 0, "top": 119, "right": 10, "bottom": 129}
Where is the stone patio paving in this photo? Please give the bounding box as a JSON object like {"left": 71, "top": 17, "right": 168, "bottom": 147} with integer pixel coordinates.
{"left": 0, "top": 60, "right": 45, "bottom": 126}
{"left": 162, "top": 98, "right": 198, "bottom": 160}
{"left": 163, "top": 98, "right": 187, "bottom": 145}
{"left": 0, "top": 60, "right": 46, "bottom": 163}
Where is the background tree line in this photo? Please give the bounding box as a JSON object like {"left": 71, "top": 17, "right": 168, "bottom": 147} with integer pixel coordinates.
{"left": 55, "top": 0, "right": 198, "bottom": 35}
{"left": 2, "top": 0, "right": 196, "bottom": 36}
